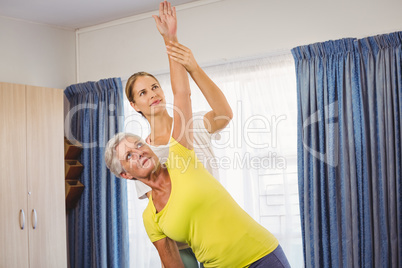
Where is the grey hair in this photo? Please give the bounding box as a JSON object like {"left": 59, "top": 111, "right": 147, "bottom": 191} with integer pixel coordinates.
{"left": 104, "top": 132, "right": 142, "bottom": 179}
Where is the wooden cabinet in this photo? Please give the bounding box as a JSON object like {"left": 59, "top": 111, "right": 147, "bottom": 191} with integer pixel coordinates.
{"left": 0, "top": 82, "right": 67, "bottom": 268}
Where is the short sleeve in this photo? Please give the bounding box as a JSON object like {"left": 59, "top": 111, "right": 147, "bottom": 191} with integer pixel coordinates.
{"left": 192, "top": 111, "right": 221, "bottom": 142}
{"left": 191, "top": 112, "right": 221, "bottom": 179}
{"left": 142, "top": 205, "right": 167, "bottom": 243}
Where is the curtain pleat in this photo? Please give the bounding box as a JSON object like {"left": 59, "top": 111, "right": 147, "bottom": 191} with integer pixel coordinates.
{"left": 65, "top": 78, "right": 129, "bottom": 268}
{"left": 292, "top": 32, "right": 402, "bottom": 268}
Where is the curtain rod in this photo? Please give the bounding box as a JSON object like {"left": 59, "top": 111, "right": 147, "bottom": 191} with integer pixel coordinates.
{"left": 120, "top": 48, "right": 292, "bottom": 82}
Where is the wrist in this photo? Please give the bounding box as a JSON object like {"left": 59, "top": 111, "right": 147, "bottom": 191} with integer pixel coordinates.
{"left": 163, "top": 35, "right": 178, "bottom": 44}
{"left": 189, "top": 64, "right": 201, "bottom": 76}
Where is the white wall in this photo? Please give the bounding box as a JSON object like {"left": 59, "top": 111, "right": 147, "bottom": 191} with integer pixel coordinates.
{"left": 0, "top": 16, "right": 76, "bottom": 89}
{"left": 77, "top": 0, "right": 402, "bottom": 82}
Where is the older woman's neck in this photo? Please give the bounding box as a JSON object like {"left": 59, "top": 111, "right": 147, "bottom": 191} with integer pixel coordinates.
{"left": 148, "top": 164, "right": 171, "bottom": 193}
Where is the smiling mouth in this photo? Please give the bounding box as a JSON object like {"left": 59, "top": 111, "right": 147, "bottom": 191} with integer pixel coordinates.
{"left": 151, "top": 100, "right": 161, "bottom": 106}
{"left": 141, "top": 158, "right": 149, "bottom": 167}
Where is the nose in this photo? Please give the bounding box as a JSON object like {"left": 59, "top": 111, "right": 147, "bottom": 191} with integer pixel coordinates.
{"left": 130, "top": 149, "right": 143, "bottom": 160}
{"left": 135, "top": 150, "right": 143, "bottom": 159}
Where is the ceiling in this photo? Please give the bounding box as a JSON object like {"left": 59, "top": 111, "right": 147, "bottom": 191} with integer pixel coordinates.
{"left": 0, "top": 0, "right": 199, "bottom": 30}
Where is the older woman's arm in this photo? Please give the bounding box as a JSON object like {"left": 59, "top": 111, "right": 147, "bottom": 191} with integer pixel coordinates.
{"left": 153, "top": 1, "right": 193, "bottom": 149}
{"left": 154, "top": 237, "right": 184, "bottom": 268}
{"left": 167, "top": 42, "right": 233, "bottom": 134}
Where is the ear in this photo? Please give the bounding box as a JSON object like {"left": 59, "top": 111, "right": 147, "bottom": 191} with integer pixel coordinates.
{"left": 120, "top": 171, "right": 132, "bottom": 180}
{"left": 130, "top": 101, "right": 141, "bottom": 113}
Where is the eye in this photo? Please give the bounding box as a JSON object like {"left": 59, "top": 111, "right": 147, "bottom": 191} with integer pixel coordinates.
{"left": 139, "top": 91, "right": 145, "bottom": 97}
{"left": 126, "top": 152, "right": 132, "bottom": 160}
{"left": 152, "top": 85, "right": 159, "bottom": 90}
{"left": 137, "top": 142, "right": 144, "bottom": 148}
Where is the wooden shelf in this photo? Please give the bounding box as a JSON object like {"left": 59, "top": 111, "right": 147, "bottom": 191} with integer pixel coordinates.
{"left": 64, "top": 138, "right": 82, "bottom": 160}
{"left": 64, "top": 137, "right": 85, "bottom": 211}
{"left": 65, "top": 180, "right": 84, "bottom": 210}
{"left": 65, "top": 160, "right": 84, "bottom": 180}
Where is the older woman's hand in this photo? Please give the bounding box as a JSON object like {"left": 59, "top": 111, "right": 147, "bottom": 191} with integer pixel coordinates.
{"left": 166, "top": 41, "right": 200, "bottom": 74}
{"left": 152, "top": 1, "right": 177, "bottom": 42}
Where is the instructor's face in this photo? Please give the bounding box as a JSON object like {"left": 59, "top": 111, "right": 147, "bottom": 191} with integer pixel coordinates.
{"left": 131, "top": 76, "right": 166, "bottom": 117}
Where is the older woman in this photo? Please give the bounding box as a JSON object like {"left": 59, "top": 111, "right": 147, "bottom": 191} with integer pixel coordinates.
{"left": 106, "top": 128, "right": 290, "bottom": 268}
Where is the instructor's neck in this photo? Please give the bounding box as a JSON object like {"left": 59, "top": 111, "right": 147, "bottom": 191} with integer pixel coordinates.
{"left": 148, "top": 112, "right": 172, "bottom": 145}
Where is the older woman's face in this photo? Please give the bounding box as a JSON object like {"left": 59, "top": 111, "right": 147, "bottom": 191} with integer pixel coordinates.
{"left": 115, "top": 136, "right": 159, "bottom": 180}
{"left": 131, "top": 76, "right": 166, "bottom": 117}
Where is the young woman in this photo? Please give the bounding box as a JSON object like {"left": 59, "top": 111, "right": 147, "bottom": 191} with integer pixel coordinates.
{"left": 125, "top": 1, "right": 232, "bottom": 266}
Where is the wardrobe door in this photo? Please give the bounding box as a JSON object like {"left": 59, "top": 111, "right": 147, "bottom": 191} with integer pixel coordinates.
{"left": 26, "top": 86, "right": 67, "bottom": 268}
{"left": 0, "top": 82, "right": 29, "bottom": 268}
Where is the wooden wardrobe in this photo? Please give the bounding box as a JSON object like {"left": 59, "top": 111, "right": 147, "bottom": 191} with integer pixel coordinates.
{"left": 0, "top": 82, "right": 67, "bottom": 267}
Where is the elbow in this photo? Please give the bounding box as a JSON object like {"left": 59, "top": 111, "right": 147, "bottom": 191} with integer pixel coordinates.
{"left": 216, "top": 109, "right": 233, "bottom": 130}
{"left": 227, "top": 108, "right": 233, "bottom": 121}
{"left": 221, "top": 108, "right": 233, "bottom": 124}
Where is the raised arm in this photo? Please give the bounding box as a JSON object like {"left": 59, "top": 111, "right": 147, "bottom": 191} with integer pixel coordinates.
{"left": 153, "top": 1, "right": 193, "bottom": 149}
{"left": 166, "top": 42, "right": 233, "bottom": 134}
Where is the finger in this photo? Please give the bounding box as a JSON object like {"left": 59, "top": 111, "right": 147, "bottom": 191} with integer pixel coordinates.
{"left": 169, "top": 55, "right": 185, "bottom": 66}
{"left": 152, "top": 15, "right": 161, "bottom": 25}
{"left": 172, "top": 6, "right": 176, "bottom": 18}
{"left": 167, "top": 50, "right": 186, "bottom": 61}
{"left": 166, "top": 45, "right": 186, "bottom": 57}
{"left": 169, "top": 40, "right": 185, "bottom": 49}
{"left": 169, "top": 41, "right": 190, "bottom": 54}
{"left": 163, "top": 1, "right": 168, "bottom": 15}
{"left": 159, "top": 2, "right": 164, "bottom": 18}
{"left": 167, "top": 2, "right": 172, "bottom": 15}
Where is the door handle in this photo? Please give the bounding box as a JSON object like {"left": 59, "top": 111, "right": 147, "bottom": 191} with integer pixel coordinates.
{"left": 20, "top": 209, "right": 25, "bottom": 230}
{"left": 32, "top": 209, "right": 37, "bottom": 229}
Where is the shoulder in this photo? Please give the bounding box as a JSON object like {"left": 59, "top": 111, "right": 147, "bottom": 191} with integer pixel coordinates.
{"left": 168, "top": 137, "right": 195, "bottom": 157}
{"left": 142, "top": 199, "right": 154, "bottom": 220}
{"left": 142, "top": 203, "right": 166, "bottom": 242}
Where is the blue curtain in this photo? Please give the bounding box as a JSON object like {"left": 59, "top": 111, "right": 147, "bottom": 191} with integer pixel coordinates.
{"left": 64, "top": 78, "right": 129, "bottom": 268}
{"left": 292, "top": 32, "right": 402, "bottom": 268}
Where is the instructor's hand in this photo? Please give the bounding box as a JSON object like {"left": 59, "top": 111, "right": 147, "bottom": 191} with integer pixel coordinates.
{"left": 166, "top": 41, "right": 200, "bottom": 74}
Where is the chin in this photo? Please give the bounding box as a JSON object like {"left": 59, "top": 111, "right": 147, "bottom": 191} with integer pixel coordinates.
{"left": 150, "top": 103, "right": 166, "bottom": 112}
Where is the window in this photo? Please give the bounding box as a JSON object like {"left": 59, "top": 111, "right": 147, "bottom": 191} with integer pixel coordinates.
{"left": 123, "top": 53, "right": 303, "bottom": 267}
